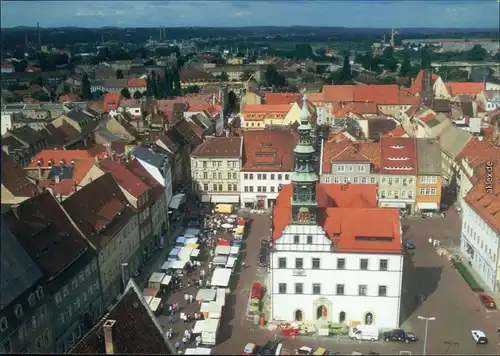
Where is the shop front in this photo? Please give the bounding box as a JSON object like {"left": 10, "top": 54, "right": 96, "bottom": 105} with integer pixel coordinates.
{"left": 416, "top": 202, "right": 440, "bottom": 211}
{"left": 379, "top": 200, "right": 413, "bottom": 213}
{"left": 256, "top": 195, "right": 266, "bottom": 210}
{"left": 211, "top": 195, "right": 240, "bottom": 206}
{"left": 243, "top": 198, "right": 255, "bottom": 208}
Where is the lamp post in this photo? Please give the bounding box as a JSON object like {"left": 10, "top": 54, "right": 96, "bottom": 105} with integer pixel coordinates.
{"left": 418, "top": 315, "right": 436, "bottom": 355}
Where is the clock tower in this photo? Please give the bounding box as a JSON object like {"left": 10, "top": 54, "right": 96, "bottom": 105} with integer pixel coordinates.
{"left": 290, "top": 94, "right": 319, "bottom": 224}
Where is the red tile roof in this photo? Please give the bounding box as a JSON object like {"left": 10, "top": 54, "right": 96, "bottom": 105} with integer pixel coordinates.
{"left": 62, "top": 173, "right": 135, "bottom": 248}
{"left": 323, "top": 85, "right": 356, "bottom": 102}
{"left": 242, "top": 129, "right": 298, "bottom": 172}
{"left": 29, "top": 149, "right": 92, "bottom": 168}
{"left": 3, "top": 191, "right": 92, "bottom": 277}
{"left": 244, "top": 104, "right": 291, "bottom": 113}
{"left": 1, "top": 151, "right": 38, "bottom": 198}
{"left": 456, "top": 134, "right": 500, "bottom": 177}
{"left": 98, "top": 159, "right": 149, "bottom": 199}
{"left": 445, "top": 82, "right": 484, "bottom": 97}
{"left": 410, "top": 70, "right": 440, "bottom": 96}
{"left": 127, "top": 78, "right": 147, "bottom": 88}
{"left": 187, "top": 104, "right": 221, "bottom": 117}
{"left": 380, "top": 137, "right": 417, "bottom": 175}
{"left": 464, "top": 163, "right": 500, "bottom": 233}
{"left": 87, "top": 144, "right": 110, "bottom": 159}
{"left": 384, "top": 127, "right": 408, "bottom": 138}
{"left": 188, "top": 121, "right": 205, "bottom": 140}
{"left": 103, "top": 93, "right": 121, "bottom": 111}
{"left": 125, "top": 158, "right": 164, "bottom": 203}
{"left": 420, "top": 113, "right": 437, "bottom": 123}
{"left": 322, "top": 141, "right": 381, "bottom": 174}
{"left": 354, "top": 85, "right": 400, "bottom": 105}
{"left": 334, "top": 102, "right": 378, "bottom": 117}
{"left": 271, "top": 183, "right": 401, "bottom": 253}
{"left": 191, "top": 137, "right": 242, "bottom": 158}
{"left": 59, "top": 93, "right": 81, "bottom": 103}
{"left": 264, "top": 93, "right": 300, "bottom": 105}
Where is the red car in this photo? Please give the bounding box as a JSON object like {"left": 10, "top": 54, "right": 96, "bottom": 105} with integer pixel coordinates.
{"left": 479, "top": 294, "right": 497, "bottom": 309}
{"left": 251, "top": 282, "right": 262, "bottom": 299}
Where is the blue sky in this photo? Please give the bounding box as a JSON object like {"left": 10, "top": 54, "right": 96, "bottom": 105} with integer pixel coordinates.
{"left": 1, "top": 1, "right": 499, "bottom": 28}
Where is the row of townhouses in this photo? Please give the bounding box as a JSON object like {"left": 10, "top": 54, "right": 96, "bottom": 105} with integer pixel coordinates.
{"left": 0, "top": 147, "right": 176, "bottom": 354}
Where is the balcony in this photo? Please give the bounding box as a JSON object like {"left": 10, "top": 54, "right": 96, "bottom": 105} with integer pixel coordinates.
{"left": 292, "top": 268, "right": 306, "bottom": 277}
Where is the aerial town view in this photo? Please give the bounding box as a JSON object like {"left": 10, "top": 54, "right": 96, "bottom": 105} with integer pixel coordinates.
{"left": 1, "top": 1, "right": 500, "bottom": 355}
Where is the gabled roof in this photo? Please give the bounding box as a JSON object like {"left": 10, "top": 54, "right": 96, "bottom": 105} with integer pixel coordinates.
{"left": 98, "top": 159, "right": 149, "bottom": 199}
{"left": 169, "top": 119, "right": 203, "bottom": 147}
{"left": 438, "top": 125, "right": 472, "bottom": 158}
{"left": 242, "top": 129, "right": 298, "bottom": 172}
{"left": 380, "top": 137, "right": 417, "bottom": 175}
{"left": 4, "top": 125, "right": 45, "bottom": 146}
{"left": 103, "top": 93, "right": 121, "bottom": 111}
{"left": 323, "top": 84, "right": 401, "bottom": 105}
{"left": 191, "top": 136, "right": 243, "bottom": 158}
{"left": 125, "top": 158, "right": 164, "bottom": 203}
{"left": 3, "top": 191, "right": 91, "bottom": 277}
{"left": 127, "top": 78, "right": 147, "bottom": 88}
{"left": 384, "top": 127, "right": 408, "bottom": 138}
{"left": 416, "top": 138, "right": 442, "bottom": 175}
{"left": 264, "top": 92, "right": 300, "bottom": 105}
{"left": 130, "top": 147, "right": 168, "bottom": 169}
{"left": 71, "top": 279, "right": 175, "bottom": 355}
{"left": 334, "top": 102, "right": 378, "bottom": 117}
{"left": 62, "top": 173, "right": 135, "bottom": 249}
{"left": 445, "top": 82, "right": 484, "bottom": 97}
{"left": 1, "top": 151, "right": 38, "bottom": 199}
{"left": 456, "top": 134, "right": 500, "bottom": 174}
{"left": 410, "top": 70, "right": 440, "bottom": 96}
{"left": 28, "top": 149, "right": 92, "bottom": 168}
{"left": 322, "top": 141, "right": 381, "bottom": 174}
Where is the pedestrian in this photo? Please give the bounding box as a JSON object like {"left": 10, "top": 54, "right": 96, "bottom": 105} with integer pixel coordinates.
{"left": 242, "top": 261, "right": 246, "bottom": 268}
{"left": 169, "top": 327, "right": 174, "bottom": 337}
{"left": 168, "top": 315, "right": 173, "bottom": 324}
{"left": 184, "top": 329, "right": 189, "bottom": 338}
{"left": 169, "top": 304, "right": 173, "bottom": 315}
{"left": 433, "top": 239, "right": 437, "bottom": 248}
{"left": 182, "top": 336, "right": 187, "bottom": 344}
{"left": 196, "top": 335, "right": 201, "bottom": 347}
{"left": 200, "top": 269, "right": 205, "bottom": 278}
{"left": 189, "top": 294, "right": 194, "bottom": 303}
{"left": 194, "top": 312, "right": 199, "bottom": 320}
{"left": 184, "top": 293, "right": 189, "bottom": 303}
{"left": 183, "top": 314, "right": 188, "bottom": 324}
{"left": 428, "top": 237, "right": 432, "bottom": 245}
{"left": 175, "top": 342, "right": 180, "bottom": 352}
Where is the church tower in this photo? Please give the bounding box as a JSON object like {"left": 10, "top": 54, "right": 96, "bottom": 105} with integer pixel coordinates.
{"left": 290, "top": 94, "right": 319, "bottom": 224}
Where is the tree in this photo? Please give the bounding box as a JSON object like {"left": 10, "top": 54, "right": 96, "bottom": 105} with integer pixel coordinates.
{"left": 164, "top": 69, "right": 173, "bottom": 97}
{"left": 171, "top": 66, "right": 181, "bottom": 96}
{"left": 294, "top": 44, "right": 314, "bottom": 59}
{"left": 240, "top": 70, "right": 254, "bottom": 82}
{"left": 420, "top": 47, "right": 432, "bottom": 70}
{"left": 382, "top": 46, "right": 394, "bottom": 59}
{"left": 217, "top": 72, "right": 229, "bottom": 81}
{"left": 466, "top": 44, "right": 487, "bottom": 62}
{"left": 264, "top": 65, "right": 286, "bottom": 87}
{"left": 181, "top": 85, "right": 200, "bottom": 95}
{"left": 120, "top": 88, "right": 131, "bottom": 99}
{"left": 80, "top": 73, "right": 91, "bottom": 99}
{"left": 399, "top": 51, "right": 411, "bottom": 77}
{"left": 30, "top": 76, "right": 44, "bottom": 87}
{"left": 384, "top": 57, "right": 399, "bottom": 72}
{"left": 151, "top": 71, "right": 159, "bottom": 98}
{"left": 116, "top": 69, "right": 124, "bottom": 79}
{"left": 133, "top": 90, "right": 143, "bottom": 99}
{"left": 340, "top": 55, "right": 352, "bottom": 82}
{"left": 146, "top": 75, "right": 153, "bottom": 97}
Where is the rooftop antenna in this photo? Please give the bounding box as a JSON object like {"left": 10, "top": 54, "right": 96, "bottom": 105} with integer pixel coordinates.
{"left": 159, "top": 27, "right": 162, "bottom": 41}
{"left": 37, "top": 22, "right": 41, "bottom": 48}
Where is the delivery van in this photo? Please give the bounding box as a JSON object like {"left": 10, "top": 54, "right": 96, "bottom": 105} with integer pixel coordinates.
{"left": 214, "top": 204, "right": 233, "bottom": 214}
{"left": 348, "top": 325, "right": 380, "bottom": 341}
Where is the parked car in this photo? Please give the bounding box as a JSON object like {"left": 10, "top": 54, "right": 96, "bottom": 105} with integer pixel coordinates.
{"left": 471, "top": 330, "right": 488, "bottom": 344}
{"left": 383, "top": 329, "right": 418, "bottom": 343}
{"left": 258, "top": 246, "right": 268, "bottom": 267}
{"left": 403, "top": 240, "right": 415, "bottom": 249}
{"left": 258, "top": 340, "right": 279, "bottom": 355}
{"left": 296, "top": 346, "right": 313, "bottom": 355}
{"left": 251, "top": 282, "right": 262, "bottom": 299}
{"left": 243, "top": 343, "right": 259, "bottom": 355}
{"left": 479, "top": 294, "right": 497, "bottom": 309}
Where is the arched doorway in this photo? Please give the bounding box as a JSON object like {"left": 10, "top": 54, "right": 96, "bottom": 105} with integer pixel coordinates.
{"left": 339, "top": 311, "right": 346, "bottom": 323}
{"left": 364, "top": 312, "right": 374, "bottom": 325}
{"left": 294, "top": 309, "right": 303, "bottom": 322}
{"left": 316, "top": 305, "right": 328, "bottom": 320}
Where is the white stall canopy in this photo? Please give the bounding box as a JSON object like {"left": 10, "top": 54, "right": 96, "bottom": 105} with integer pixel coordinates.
{"left": 149, "top": 297, "right": 162, "bottom": 312}
{"left": 169, "top": 247, "right": 182, "bottom": 258}
{"left": 200, "top": 302, "right": 222, "bottom": 318}
{"left": 144, "top": 295, "right": 153, "bottom": 305}
{"left": 185, "top": 228, "right": 201, "bottom": 236}
{"left": 161, "top": 275, "right": 172, "bottom": 286}
{"left": 185, "top": 237, "right": 199, "bottom": 245}
{"left": 214, "top": 245, "right": 231, "bottom": 256}
{"left": 212, "top": 255, "right": 228, "bottom": 266}
{"left": 161, "top": 260, "right": 187, "bottom": 271}
{"left": 169, "top": 193, "right": 186, "bottom": 210}
{"left": 176, "top": 236, "right": 186, "bottom": 245}
{"left": 215, "top": 289, "right": 226, "bottom": 307}
{"left": 210, "top": 268, "right": 232, "bottom": 287}
{"left": 229, "top": 246, "right": 240, "bottom": 256}
{"left": 225, "top": 257, "right": 236, "bottom": 269}
{"left": 148, "top": 272, "right": 165, "bottom": 285}
{"left": 178, "top": 247, "right": 194, "bottom": 261}
{"left": 193, "top": 318, "right": 220, "bottom": 334}
{"left": 185, "top": 348, "right": 212, "bottom": 356}
{"left": 191, "top": 249, "right": 201, "bottom": 258}
{"left": 196, "top": 288, "right": 217, "bottom": 302}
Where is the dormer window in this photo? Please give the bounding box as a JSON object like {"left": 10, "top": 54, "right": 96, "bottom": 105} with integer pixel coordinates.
{"left": 48, "top": 160, "right": 53, "bottom": 167}
{"left": 35, "top": 286, "right": 44, "bottom": 299}
{"left": 28, "top": 293, "right": 36, "bottom": 306}
{"left": 37, "top": 159, "right": 42, "bottom": 166}
{"left": 0, "top": 317, "right": 7, "bottom": 332}
{"left": 390, "top": 145, "right": 404, "bottom": 149}
{"left": 60, "top": 159, "right": 66, "bottom": 166}
{"left": 14, "top": 304, "right": 23, "bottom": 318}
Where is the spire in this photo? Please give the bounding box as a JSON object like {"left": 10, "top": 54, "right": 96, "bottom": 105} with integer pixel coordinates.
{"left": 300, "top": 93, "right": 310, "bottom": 125}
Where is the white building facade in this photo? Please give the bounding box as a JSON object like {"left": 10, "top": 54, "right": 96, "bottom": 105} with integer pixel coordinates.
{"left": 460, "top": 201, "right": 500, "bottom": 292}
{"left": 240, "top": 171, "right": 292, "bottom": 209}
{"left": 270, "top": 224, "right": 403, "bottom": 328}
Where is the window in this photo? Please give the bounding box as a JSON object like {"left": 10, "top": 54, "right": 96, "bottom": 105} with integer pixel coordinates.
{"left": 278, "top": 258, "right": 287, "bottom": 269}
{"left": 334, "top": 176, "right": 340, "bottom": 183}
{"left": 1, "top": 339, "right": 11, "bottom": 354}
{"left": 353, "top": 177, "right": 359, "bottom": 184}
{"left": 83, "top": 291, "right": 88, "bottom": 303}
{"left": 42, "top": 329, "right": 50, "bottom": 346}
{"left": 228, "top": 184, "right": 232, "bottom": 191}
{"left": 285, "top": 174, "right": 289, "bottom": 180}
{"left": 348, "top": 165, "right": 354, "bottom": 172}
{"left": 378, "top": 286, "right": 387, "bottom": 297}
{"left": 313, "top": 283, "right": 321, "bottom": 295}
{"left": 32, "top": 315, "right": 38, "bottom": 329}
{"left": 257, "top": 174, "right": 262, "bottom": 180}
{"left": 18, "top": 324, "right": 27, "bottom": 342}
{"left": 35, "top": 286, "right": 43, "bottom": 299}
{"left": 262, "top": 174, "right": 267, "bottom": 180}
{"left": 249, "top": 174, "right": 254, "bottom": 179}
{"left": 58, "top": 313, "right": 65, "bottom": 325}
{"left": 307, "top": 235, "right": 313, "bottom": 244}
{"left": 233, "top": 173, "right": 237, "bottom": 180}
{"left": 213, "top": 184, "right": 217, "bottom": 191}
{"left": 218, "top": 184, "right": 223, "bottom": 191}
{"left": 337, "top": 165, "right": 345, "bottom": 172}
{"left": 63, "top": 286, "right": 69, "bottom": 298}
{"left": 360, "top": 259, "right": 368, "bottom": 270}
{"left": 244, "top": 173, "right": 248, "bottom": 179}
{"left": 72, "top": 279, "right": 78, "bottom": 290}
{"left": 379, "top": 259, "right": 388, "bottom": 271}
{"left": 75, "top": 296, "right": 81, "bottom": 310}
{"left": 270, "top": 174, "right": 275, "bottom": 180}
{"left": 312, "top": 258, "right": 320, "bottom": 269}
{"left": 337, "top": 258, "right": 345, "bottom": 270}
{"left": 91, "top": 260, "right": 97, "bottom": 272}
{"left": 203, "top": 172, "right": 208, "bottom": 179}
{"left": 203, "top": 161, "right": 207, "bottom": 169}
{"left": 212, "top": 172, "right": 216, "bottom": 179}
{"left": 257, "top": 186, "right": 262, "bottom": 193}
{"left": 244, "top": 186, "right": 249, "bottom": 192}
{"left": 249, "top": 186, "right": 254, "bottom": 192}
{"left": 218, "top": 172, "right": 222, "bottom": 180}
{"left": 270, "top": 186, "right": 275, "bottom": 192}
{"left": 370, "top": 177, "right": 376, "bottom": 184}
{"left": 35, "top": 336, "right": 42, "bottom": 351}
{"left": 395, "top": 178, "right": 400, "bottom": 184}
{"left": 336, "top": 284, "right": 345, "bottom": 295}
{"left": 85, "top": 266, "right": 91, "bottom": 278}
{"left": 358, "top": 285, "right": 367, "bottom": 296}
{"left": 295, "top": 258, "right": 303, "bottom": 269}
{"left": 278, "top": 283, "right": 287, "bottom": 294}
{"left": 362, "top": 177, "right": 367, "bottom": 183}
{"left": 295, "top": 283, "right": 303, "bottom": 294}
{"left": 294, "top": 235, "right": 300, "bottom": 244}
{"left": 55, "top": 292, "right": 62, "bottom": 305}
{"left": 262, "top": 186, "right": 267, "bottom": 192}
{"left": 203, "top": 184, "right": 209, "bottom": 191}
{"left": 0, "top": 317, "right": 7, "bottom": 332}
{"left": 15, "top": 304, "right": 23, "bottom": 318}
{"left": 28, "top": 293, "right": 36, "bottom": 306}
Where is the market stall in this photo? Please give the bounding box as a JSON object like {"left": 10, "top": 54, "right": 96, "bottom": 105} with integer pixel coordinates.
{"left": 149, "top": 297, "right": 163, "bottom": 315}
{"left": 184, "top": 347, "right": 212, "bottom": 355}
{"left": 200, "top": 301, "right": 223, "bottom": 319}
{"left": 210, "top": 268, "right": 232, "bottom": 288}
{"left": 178, "top": 247, "right": 194, "bottom": 262}
{"left": 161, "top": 260, "right": 187, "bottom": 272}
{"left": 215, "top": 289, "right": 226, "bottom": 307}
{"left": 184, "top": 228, "right": 201, "bottom": 237}
{"left": 175, "top": 236, "right": 186, "bottom": 246}
{"left": 161, "top": 275, "right": 172, "bottom": 288}
{"left": 185, "top": 237, "right": 199, "bottom": 245}
{"left": 193, "top": 318, "right": 220, "bottom": 346}
{"left": 214, "top": 245, "right": 231, "bottom": 256}
{"left": 212, "top": 255, "right": 228, "bottom": 267}
{"left": 225, "top": 256, "right": 237, "bottom": 270}
{"left": 229, "top": 246, "right": 240, "bottom": 258}
{"left": 143, "top": 288, "right": 160, "bottom": 298}
{"left": 148, "top": 272, "right": 165, "bottom": 290}
{"left": 196, "top": 288, "right": 217, "bottom": 303}
{"left": 168, "top": 247, "right": 182, "bottom": 261}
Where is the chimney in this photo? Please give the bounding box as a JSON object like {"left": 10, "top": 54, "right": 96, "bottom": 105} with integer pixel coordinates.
{"left": 103, "top": 319, "right": 116, "bottom": 354}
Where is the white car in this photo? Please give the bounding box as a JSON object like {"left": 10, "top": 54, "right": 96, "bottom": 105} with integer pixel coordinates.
{"left": 471, "top": 329, "right": 488, "bottom": 344}
{"left": 296, "top": 346, "right": 313, "bottom": 355}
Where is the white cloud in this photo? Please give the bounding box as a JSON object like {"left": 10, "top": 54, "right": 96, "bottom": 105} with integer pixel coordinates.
{"left": 233, "top": 11, "right": 252, "bottom": 18}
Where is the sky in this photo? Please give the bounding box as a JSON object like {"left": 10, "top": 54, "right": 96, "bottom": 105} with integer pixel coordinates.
{"left": 1, "top": 1, "right": 499, "bottom": 29}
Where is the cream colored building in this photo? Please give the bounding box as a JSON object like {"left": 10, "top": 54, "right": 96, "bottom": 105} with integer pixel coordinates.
{"left": 242, "top": 101, "right": 316, "bottom": 130}
{"left": 190, "top": 136, "right": 243, "bottom": 205}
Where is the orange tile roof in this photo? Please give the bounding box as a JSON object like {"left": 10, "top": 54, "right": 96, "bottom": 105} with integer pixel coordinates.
{"left": 271, "top": 183, "right": 401, "bottom": 253}
{"left": 29, "top": 149, "right": 92, "bottom": 168}
{"left": 127, "top": 78, "right": 147, "bottom": 88}
{"left": 399, "top": 93, "right": 421, "bottom": 106}
{"left": 98, "top": 159, "right": 149, "bottom": 199}
{"left": 410, "top": 70, "right": 440, "bottom": 96}
{"left": 59, "top": 93, "right": 81, "bottom": 103}
{"left": 103, "top": 93, "right": 121, "bottom": 111}
{"left": 307, "top": 92, "right": 325, "bottom": 102}
{"left": 334, "top": 102, "right": 378, "bottom": 117}
{"left": 464, "top": 163, "right": 500, "bottom": 233}
{"left": 323, "top": 85, "right": 356, "bottom": 102}
{"left": 242, "top": 130, "right": 298, "bottom": 172}
{"left": 445, "top": 82, "right": 484, "bottom": 97}
{"left": 384, "top": 127, "right": 408, "bottom": 138}
{"left": 322, "top": 141, "right": 381, "bottom": 174}
{"left": 380, "top": 137, "right": 417, "bottom": 175}
{"left": 244, "top": 104, "right": 291, "bottom": 113}
{"left": 323, "top": 84, "right": 401, "bottom": 105}
{"left": 264, "top": 93, "right": 300, "bottom": 105}
{"left": 187, "top": 104, "right": 221, "bottom": 117}
{"left": 456, "top": 134, "right": 500, "bottom": 174}
{"left": 72, "top": 158, "right": 96, "bottom": 184}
